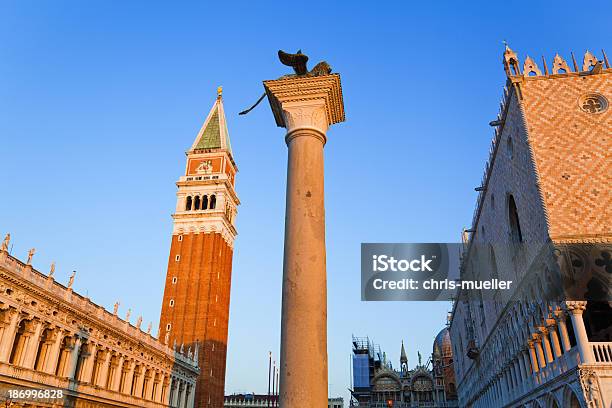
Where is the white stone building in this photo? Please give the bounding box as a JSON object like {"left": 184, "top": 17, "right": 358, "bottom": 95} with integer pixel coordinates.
{"left": 0, "top": 240, "right": 199, "bottom": 407}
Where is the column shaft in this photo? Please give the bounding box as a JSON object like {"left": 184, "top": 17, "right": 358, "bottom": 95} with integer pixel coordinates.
{"left": 568, "top": 310, "right": 593, "bottom": 363}
{"left": 280, "top": 128, "right": 328, "bottom": 408}
{"left": 528, "top": 344, "right": 539, "bottom": 373}
{"left": 548, "top": 326, "right": 562, "bottom": 358}
{"left": 67, "top": 337, "right": 82, "bottom": 380}
{"left": 535, "top": 341, "right": 546, "bottom": 369}
{"left": 124, "top": 361, "right": 136, "bottom": 394}
{"left": 0, "top": 311, "right": 19, "bottom": 362}
{"left": 97, "top": 350, "right": 112, "bottom": 388}
{"left": 541, "top": 330, "right": 554, "bottom": 363}
{"left": 113, "top": 355, "right": 125, "bottom": 391}
{"left": 265, "top": 74, "right": 344, "bottom": 408}
{"left": 23, "top": 321, "right": 44, "bottom": 369}
{"left": 45, "top": 330, "right": 64, "bottom": 374}
{"left": 557, "top": 317, "right": 571, "bottom": 352}
{"left": 83, "top": 343, "right": 98, "bottom": 383}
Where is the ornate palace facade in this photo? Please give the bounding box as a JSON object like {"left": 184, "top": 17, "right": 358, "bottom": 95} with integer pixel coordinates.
{"left": 0, "top": 240, "right": 199, "bottom": 407}
{"left": 449, "top": 48, "right": 611, "bottom": 407}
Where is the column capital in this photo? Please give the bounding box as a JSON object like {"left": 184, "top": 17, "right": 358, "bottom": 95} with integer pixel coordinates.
{"left": 282, "top": 101, "right": 329, "bottom": 144}
{"left": 545, "top": 318, "right": 557, "bottom": 329}
{"left": 264, "top": 74, "right": 345, "bottom": 136}
{"left": 564, "top": 301, "right": 587, "bottom": 315}
{"left": 553, "top": 308, "right": 567, "bottom": 321}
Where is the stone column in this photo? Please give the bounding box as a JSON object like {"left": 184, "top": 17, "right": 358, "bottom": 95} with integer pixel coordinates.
{"left": 23, "top": 320, "right": 44, "bottom": 369}
{"left": 97, "top": 349, "right": 112, "bottom": 388}
{"left": 188, "top": 384, "right": 196, "bottom": 408}
{"left": 514, "top": 358, "right": 523, "bottom": 388}
{"left": 564, "top": 301, "right": 593, "bottom": 363}
{"left": 113, "top": 354, "right": 125, "bottom": 391}
{"left": 555, "top": 314, "right": 571, "bottom": 352}
{"left": 135, "top": 365, "right": 146, "bottom": 398}
{"left": 547, "top": 322, "right": 562, "bottom": 358}
{"left": 540, "top": 328, "right": 554, "bottom": 363}
{"left": 124, "top": 360, "right": 136, "bottom": 394}
{"left": 527, "top": 341, "right": 539, "bottom": 373}
{"left": 82, "top": 343, "right": 98, "bottom": 383}
{"left": 67, "top": 336, "right": 82, "bottom": 380}
{"left": 14, "top": 319, "right": 37, "bottom": 366}
{"left": 155, "top": 373, "right": 164, "bottom": 402}
{"left": 45, "top": 329, "right": 64, "bottom": 374}
{"left": 0, "top": 310, "right": 20, "bottom": 362}
{"left": 534, "top": 337, "right": 547, "bottom": 369}
{"left": 175, "top": 381, "right": 184, "bottom": 408}
{"left": 171, "top": 379, "right": 180, "bottom": 407}
{"left": 264, "top": 74, "right": 345, "bottom": 408}
{"left": 164, "top": 378, "right": 172, "bottom": 405}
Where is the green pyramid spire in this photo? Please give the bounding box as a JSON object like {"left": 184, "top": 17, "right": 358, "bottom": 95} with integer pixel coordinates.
{"left": 190, "top": 87, "right": 232, "bottom": 154}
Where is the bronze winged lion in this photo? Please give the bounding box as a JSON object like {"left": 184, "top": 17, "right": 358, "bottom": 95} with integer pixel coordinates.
{"left": 239, "top": 50, "right": 332, "bottom": 115}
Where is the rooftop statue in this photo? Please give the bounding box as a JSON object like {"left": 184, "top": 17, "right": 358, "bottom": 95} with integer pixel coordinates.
{"left": 67, "top": 270, "right": 76, "bottom": 289}
{"left": 1, "top": 233, "right": 9, "bottom": 252}
{"left": 239, "top": 50, "right": 332, "bottom": 116}
{"left": 26, "top": 248, "right": 36, "bottom": 265}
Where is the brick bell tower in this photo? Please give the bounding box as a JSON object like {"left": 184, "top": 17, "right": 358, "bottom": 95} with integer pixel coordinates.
{"left": 159, "top": 87, "right": 239, "bottom": 408}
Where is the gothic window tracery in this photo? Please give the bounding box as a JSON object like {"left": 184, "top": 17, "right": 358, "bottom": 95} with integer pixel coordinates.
{"left": 579, "top": 94, "right": 608, "bottom": 114}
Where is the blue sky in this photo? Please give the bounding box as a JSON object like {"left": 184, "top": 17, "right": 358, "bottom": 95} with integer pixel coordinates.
{"left": 1, "top": 0, "right": 610, "bottom": 401}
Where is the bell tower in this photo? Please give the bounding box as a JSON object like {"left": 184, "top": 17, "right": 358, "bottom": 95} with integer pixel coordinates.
{"left": 159, "top": 87, "right": 239, "bottom": 408}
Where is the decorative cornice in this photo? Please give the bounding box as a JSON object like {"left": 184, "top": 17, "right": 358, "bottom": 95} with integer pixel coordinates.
{"left": 171, "top": 218, "right": 236, "bottom": 247}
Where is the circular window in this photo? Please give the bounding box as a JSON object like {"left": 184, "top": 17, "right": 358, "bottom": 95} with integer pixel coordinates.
{"left": 579, "top": 93, "right": 608, "bottom": 114}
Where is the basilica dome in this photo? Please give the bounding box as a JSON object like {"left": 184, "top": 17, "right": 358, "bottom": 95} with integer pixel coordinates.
{"left": 433, "top": 327, "right": 453, "bottom": 357}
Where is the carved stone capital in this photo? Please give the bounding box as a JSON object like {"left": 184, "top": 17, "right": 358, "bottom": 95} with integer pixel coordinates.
{"left": 564, "top": 300, "right": 587, "bottom": 315}
{"left": 63, "top": 335, "right": 77, "bottom": 350}
{"left": 553, "top": 307, "right": 567, "bottom": 321}
{"left": 282, "top": 101, "right": 329, "bottom": 143}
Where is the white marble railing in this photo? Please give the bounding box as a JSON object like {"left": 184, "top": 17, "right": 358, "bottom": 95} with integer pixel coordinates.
{"left": 591, "top": 342, "right": 612, "bottom": 363}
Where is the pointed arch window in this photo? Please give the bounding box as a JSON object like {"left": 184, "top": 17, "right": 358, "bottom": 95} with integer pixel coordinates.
{"left": 210, "top": 194, "right": 217, "bottom": 209}
{"left": 194, "top": 196, "right": 201, "bottom": 211}
{"left": 202, "top": 195, "right": 209, "bottom": 210}
{"left": 508, "top": 195, "right": 523, "bottom": 243}
{"left": 185, "top": 196, "right": 192, "bottom": 211}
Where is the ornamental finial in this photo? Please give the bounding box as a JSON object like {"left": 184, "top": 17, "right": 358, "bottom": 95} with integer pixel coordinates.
{"left": 217, "top": 86, "right": 223, "bottom": 98}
